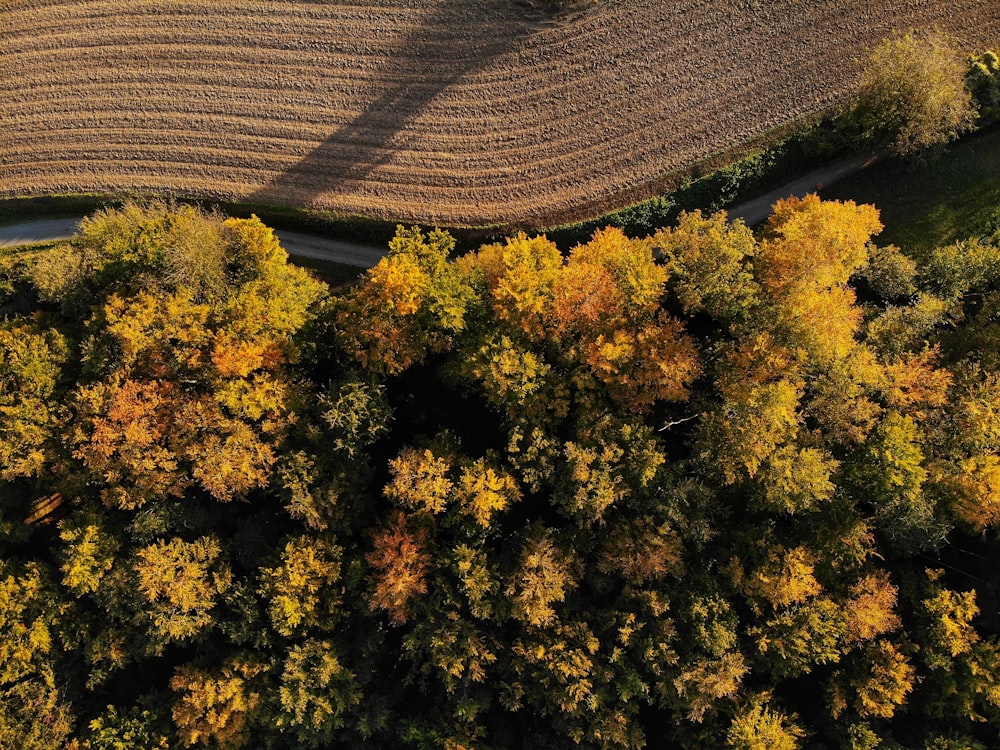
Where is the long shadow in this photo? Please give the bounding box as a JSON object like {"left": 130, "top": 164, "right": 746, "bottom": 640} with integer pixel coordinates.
{"left": 250, "top": 0, "right": 553, "bottom": 212}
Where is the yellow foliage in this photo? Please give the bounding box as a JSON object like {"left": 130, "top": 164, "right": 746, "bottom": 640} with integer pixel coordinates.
{"left": 453, "top": 544, "right": 499, "bottom": 620}
{"left": 572, "top": 226, "right": 667, "bottom": 310}
{"left": 844, "top": 571, "right": 902, "bottom": 643}
{"left": 705, "top": 377, "right": 802, "bottom": 484}
{"left": 951, "top": 368, "right": 1000, "bottom": 453}
{"left": 385, "top": 447, "right": 454, "bottom": 515}
{"left": 213, "top": 373, "right": 290, "bottom": 426}
{"left": 804, "top": 347, "right": 883, "bottom": 445}
{"left": 210, "top": 332, "right": 274, "bottom": 379}
{"left": 758, "top": 445, "right": 838, "bottom": 514}
{"left": 0, "top": 562, "right": 58, "bottom": 686}
{"left": 101, "top": 290, "right": 213, "bottom": 376}
{"left": 777, "top": 283, "right": 863, "bottom": 363}
{"left": 471, "top": 335, "right": 553, "bottom": 408}
{"left": 950, "top": 454, "right": 1000, "bottom": 531}
{"left": 673, "top": 651, "right": 748, "bottom": 723}
{"left": 171, "top": 658, "right": 265, "bottom": 748}
{"left": 191, "top": 421, "right": 275, "bottom": 503}
{"left": 225, "top": 215, "right": 288, "bottom": 273}
{"left": 135, "top": 536, "right": 231, "bottom": 642}
{"left": 852, "top": 641, "right": 916, "bottom": 719}
{"left": 456, "top": 458, "right": 521, "bottom": 527}
{"left": 749, "top": 547, "right": 822, "bottom": 610}
{"left": 653, "top": 209, "right": 758, "bottom": 320}
{"left": 562, "top": 440, "right": 626, "bottom": 520}
{"left": 260, "top": 537, "right": 341, "bottom": 636}
{"left": 881, "top": 347, "right": 953, "bottom": 418}
{"left": 923, "top": 570, "right": 981, "bottom": 663}
{"left": 0, "top": 321, "right": 69, "bottom": 480}
{"left": 756, "top": 197, "right": 882, "bottom": 367}
{"left": 59, "top": 522, "right": 119, "bottom": 596}
{"left": 759, "top": 195, "right": 882, "bottom": 296}
{"left": 726, "top": 697, "right": 804, "bottom": 750}
{"left": 585, "top": 313, "right": 701, "bottom": 409}
{"left": 277, "top": 639, "right": 360, "bottom": 737}
{"left": 366, "top": 253, "right": 429, "bottom": 316}
{"left": 511, "top": 622, "right": 601, "bottom": 715}
{"left": 486, "top": 233, "right": 562, "bottom": 340}
{"left": 508, "top": 532, "right": 577, "bottom": 628}
{"left": 859, "top": 32, "right": 977, "bottom": 155}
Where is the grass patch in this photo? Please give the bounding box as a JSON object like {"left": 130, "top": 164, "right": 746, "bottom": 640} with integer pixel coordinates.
{"left": 823, "top": 125, "right": 1000, "bottom": 256}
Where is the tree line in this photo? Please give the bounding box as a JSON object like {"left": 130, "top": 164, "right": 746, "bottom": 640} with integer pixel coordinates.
{"left": 1, "top": 198, "right": 1000, "bottom": 748}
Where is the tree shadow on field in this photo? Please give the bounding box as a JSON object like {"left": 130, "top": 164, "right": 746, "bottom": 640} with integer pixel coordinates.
{"left": 250, "top": 0, "right": 555, "bottom": 214}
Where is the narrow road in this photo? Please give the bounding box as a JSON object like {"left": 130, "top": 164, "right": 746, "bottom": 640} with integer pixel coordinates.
{"left": 726, "top": 152, "right": 879, "bottom": 226}
{"left": 0, "top": 219, "right": 387, "bottom": 269}
{"left": 0, "top": 217, "right": 81, "bottom": 248}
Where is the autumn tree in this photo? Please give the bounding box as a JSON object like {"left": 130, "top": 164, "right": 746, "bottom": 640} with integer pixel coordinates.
{"left": 134, "top": 536, "right": 232, "bottom": 646}
{"left": 170, "top": 657, "right": 266, "bottom": 749}
{"left": 856, "top": 32, "right": 978, "bottom": 155}
{"left": 0, "top": 561, "right": 73, "bottom": 750}
{"left": 0, "top": 321, "right": 68, "bottom": 481}
{"left": 4, "top": 198, "right": 1000, "bottom": 749}
{"left": 274, "top": 639, "right": 361, "bottom": 747}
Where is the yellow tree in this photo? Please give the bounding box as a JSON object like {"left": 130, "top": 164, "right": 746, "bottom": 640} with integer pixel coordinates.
{"left": 64, "top": 208, "right": 324, "bottom": 508}
{"left": 275, "top": 639, "right": 361, "bottom": 747}
{"left": 171, "top": 657, "right": 266, "bottom": 749}
{"left": 0, "top": 561, "right": 73, "bottom": 749}
{"left": 756, "top": 194, "right": 882, "bottom": 365}
{"left": 507, "top": 529, "right": 578, "bottom": 628}
{"left": 726, "top": 696, "right": 805, "bottom": 750}
{"left": 335, "top": 225, "right": 470, "bottom": 376}
{"left": 134, "top": 536, "right": 232, "bottom": 644}
{"left": 857, "top": 32, "right": 978, "bottom": 155}
{"left": 829, "top": 640, "right": 915, "bottom": 719}
{"left": 259, "top": 536, "right": 342, "bottom": 637}
{"left": 653, "top": 209, "right": 759, "bottom": 322}
{"left": 0, "top": 321, "right": 68, "bottom": 481}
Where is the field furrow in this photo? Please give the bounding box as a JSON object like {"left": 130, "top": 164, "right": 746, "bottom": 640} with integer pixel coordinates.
{"left": 3, "top": 0, "right": 998, "bottom": 226}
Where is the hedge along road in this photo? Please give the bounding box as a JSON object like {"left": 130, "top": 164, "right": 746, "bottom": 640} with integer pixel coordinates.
{"left": 0, "top": 217, "right": 388, "bottom": 269}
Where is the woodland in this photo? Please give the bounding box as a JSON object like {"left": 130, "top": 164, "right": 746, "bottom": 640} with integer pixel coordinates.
{"left": 2, "top": 193, "right": 1000, "bottom": 749}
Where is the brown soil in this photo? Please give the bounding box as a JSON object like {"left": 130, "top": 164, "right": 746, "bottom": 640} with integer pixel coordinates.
{"left": 2, "top": 0, "right": 998, "bottom": 228}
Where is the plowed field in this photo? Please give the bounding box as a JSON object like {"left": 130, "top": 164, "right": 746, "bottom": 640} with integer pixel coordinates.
{"left": 2, "top": 0, "right": 999, "bottom": 227}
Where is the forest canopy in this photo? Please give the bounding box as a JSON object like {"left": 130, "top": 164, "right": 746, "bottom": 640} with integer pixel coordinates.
{"left": 2, "top": 199, "right": 1000, "bottom": 749}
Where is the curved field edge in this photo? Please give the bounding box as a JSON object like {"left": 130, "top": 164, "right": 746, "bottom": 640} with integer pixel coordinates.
{"left": 0, "top": 113, "right": 804, "bottom": 236}
{"left": 0, "top": 111, "right": 853, "bottom": 248}
{"left": 3, "top": 0, "right": 998, "bottom": 228}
